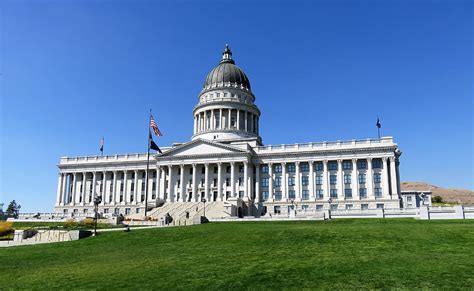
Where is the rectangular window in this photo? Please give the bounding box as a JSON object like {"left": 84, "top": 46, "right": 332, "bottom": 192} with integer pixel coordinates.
{"left": 288, "top": 190, "right": 296, "bottom": 199}
{"left": 315, "top": 162, "right": 323, "bottom": 171}
{"left": 372, "top": 159, "right": 382, "bottom": 169}
{"left": 201, "top": 167, "right": 205, "bottom": 174}
{"left": 142, "top": 172, "right": 146, "bottom": 179}
{"left": 361, "top": 204, "right": 369, "bottom": 210}
{"left": 302, "top": 204, "right": 309, "bottom": 211}
{"left": 302, "top": 190, "right": 309, "bottom": 200}
{"left": 131, "top": 183, "right": 135, "bottom": 191}
{"left": 274, "top": 205, "right": 281, "bottom": 214}
{"left": 359, "top": 188, "right": 367, "bottom": 198}
{"left": 374, "top": 187, "right": 382, "bottom": 198}
{"left": 214, "top": 167, "right": 218, "bottom": 174}
{"left": 330, "top": 189, "right": 338, "bottom": 198}
{"left": 275, "top": 191, "right": 282, "bottom": 201}
{"left": 359, "top": 173, "right": 366, "bottom": 184}
{"left": 136, "top": 208, "right": 140, "bottom": 214}
{"left": 261, "top": 165, "right": 269, "bottom": 173}
{"left": 316, "top": 205, "right": 324, "bottom": 211}
{"left": 330, "top": 175, "right": 337, "bottom": 185}
{"left": 239, "top": 166, "right": 244, "bottom": 173}
{"left": 344, "top": 174, "right": 351, "bottom": 184}
{"left": 239, "top": 191, "right": 244, "bottom": 198}
{"left": 345, "top": 189, "right": 352, "bottom": 198}
{"left": 346, "top": 204, "right": 353, "bottom": 210}
{"left": 201, "top": 179, "right": 205, "bottom": 186}
{"left": 125, "top": 208, "right": 131, "bottom": 215}
{"left": 328, "top": 161, "right": 338, "bottom": 171}
{"left": 262, "top": 191, "right": 269, "bottom": 201}
{"left": 226, "top": 166, "right": 230, "bottom": 173}
{"left": 261, "top": 178, "right": 269, "bottom": 187}
{"left": 275, "top": 177, "right": 282, "bottom": 187}
{"left": 315, "top": 175, "right": 323, "bottom": 185}
{"left": 104, "top": 208, "right": 109, "bottom": 214}
{"left": 288, "top": 177, "right": 295, "bottom": 186}
{"left": 316, "top": 189, "right": 324, "bottom": 199}
{"left": 357, "top": 160, "right": 367, "bottom": 170}
{"left": 226, "top": 178, "right": 230, "bottom": 186}
{"left": 407, "top": 196, "right": 412, "bottom": 202}
{"left": 287, "top": 163, "right": 295, "bottom": 172}
{"left": 238, "top": 177, "right": 243, "bottom": 186}
{"left": 343, "top": 161, "right": 352, "bottom": 170}
{"left": 301, "top": 176, "right": 309, "bottom": 186}
{"left": 330, "top": 204, "right": 338, "bottom": 211}
{"left": 189, "top": 168, "right": 193, "bottom": 175}
{"left": 213, "top": 178, "right": 217, "bottom": 187}
{"left": 374, "top": 173, "right": 382, "bottom": 183}
{"left": 376, "top": 203, "right": 384, "bottom": 209}
{"left": 141, "top": 182, "right": 145, "bottom": 191}
{"left": 300, "top": 163, "right": 309, "bottom": 172}
{"left": 274, "top": 164, "right": 282, "bottom": 173}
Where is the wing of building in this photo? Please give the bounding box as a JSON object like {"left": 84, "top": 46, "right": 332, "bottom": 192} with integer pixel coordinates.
{"left": 55, "top": 45, "right": 403, "bottom": 219}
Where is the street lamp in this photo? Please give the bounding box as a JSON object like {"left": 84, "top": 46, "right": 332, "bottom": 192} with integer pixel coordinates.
{"left": 201, "top": 198, "right": 207, "bottom": 217}
{"left": 93, "top": 195, "right": 102, "bottom": 236}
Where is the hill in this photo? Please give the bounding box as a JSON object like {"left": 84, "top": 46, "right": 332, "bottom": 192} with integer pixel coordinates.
{"left": 401, "top": 181, "right": 474, "bottom": 204}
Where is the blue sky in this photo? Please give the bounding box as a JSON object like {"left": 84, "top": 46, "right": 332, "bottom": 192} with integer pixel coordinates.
{"left": 1, "top": 0, "right": 472, "bottom": 212}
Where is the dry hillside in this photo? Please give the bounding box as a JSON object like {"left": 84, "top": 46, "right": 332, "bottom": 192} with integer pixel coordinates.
{"left": 401, "top": 182, "right": 474, "bottom": 204}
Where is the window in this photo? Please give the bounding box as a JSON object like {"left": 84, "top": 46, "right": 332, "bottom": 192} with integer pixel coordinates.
{"left": 226, "top": 166, "right": 230, "bottom": 173}
{"left": 153, "top": 172, "right": 156, "bottom": 178}
{"left": 316, "top": 189, "right": 324, "bottom": 199}
{"left": 239, "top": 191, "right": 244, "bottom": 198}
{"left": 125, "top": 208, "right": 131, "bottom": 215}
{"left": 328, "top": 162, "right": 338, "bottom": 171}
{"left": 261, "top": 178, "right": 269, "bottom": 187}
{"left": 200, "top": 179, "right": 205, "bottom": 186}
{"left": 374, "top": 173, "right": 381, "bottom": 183}
{"left": 345, "top": 189, "right": 352, "bottom": 198}
{"left": 346, "top": 204, "right": 353, "bottom": 210}
{"left": 274, "top": 205, "right": 281, "bottom": 214}
{"left": 201, "top": 167, "right": 205, "bottom": 174}
{"left": 330, "top": 175, "right": 337, "bottom": 185}
{"left": 142, "top": 172, "right": 146, "bottom": 179}
{"left": 262, "top": 191, "right": 269, "bottom": 201}
{"left": 114, "top": 208, "right": 120, "bottom": 215}
{"left": 275, "top": 191, "right": 282, "bottom": 201}
{"left": 302, "top": 176, "right": 309, "bottom": 186}
{"left": 344, "top": 174, "right": 351, "bottom": 184}
{"left": 330, "top": 204, "right": 338, "bottom": 211}
{"left": 359, "top": 188, "right": 367, "bottom": 198}
{"left": 300, "top": 163, "right": 309, "bottom": 172}
{"left": 136, "top": 208, "right": 140, "bottom": 214}
{"left": 224, "top": 92, "right": 228, "bottom": 97}
{"left": 131, "top": 172, "right": 135, "bottom": 179}
{"left": 315, "top": 162, "right": 323, "bottom": 171}
{"left": 376, "top": 203, "right": 384, "bottom": 209}
{"left": 141, "top": 182, "right": 145, "bottom": 191}
{"left": 213, "top": 178, "right": 217, "bottom": 187}
{"left": 316, "top": 205, "right": 324, "bottom": 211}
{"left": 274, "top": 164, "right": 282, "bottom": 173}
{"left": 104, "top": 208, "right": 109, "bottom": 214}
{"left": 214, "top": 167, "right": 218, "bottom": 174}
{"left": 343, "top": 161, "right": 352, "bottom": 170}
{"left": 288, "top": 190, "right": 296, "bottom": 199}
{"left": 302, "top": 190, "right": 309, "bottom": 200}
{"left": 359, "top": 173, "right": 366, "bottom": 184}
{"left": 407, "top": 196, "right": 412, "bottom": 202}
{"left": 261, "top": 165, "right": 269, "bottom": 173}
{"left": 239, "top": 166, "right": 244, "bottom": 173}
{"left": 375, "top": 187, "right": 382, "bottom": 198}
{"left": 189, "top": 168, "right": 193, "bottom": 175}
{"left": 83, "top": 209, "right": 88, "bottom": 214}
{"left": 357, "top": 160, "right": 367, "bottom": 170}
{"left": 302, "top": 205, "right": 309, "bottom": 211}
{"left": 238, "top": 177, "right": 243, "bottom": 186}
{"left": 226, "top": 178, "right": 230, "bottom": 187}
{"left": 316, "top": 175, "right": 323, "bottom": 185}
{"left": 288, "top": 177, "right": 295, "bottom": 186}
{"left": 275, "top": 177, "right": 282, "bottom": 187}
{"left": 216, "top": 93, "right": 220, "bottom": 97}
{"left": 287, "top": 163, "right": 295, "bottom": 172}
{"left": 372, "top": 159, "right": 382, "bottom": 169}
{"left": 361, "top": 204, "right": 369, "bottom": 210}
{"left": 330, "top": 189, "right": 338, "bottom": 198}
{"left": 131, "top": 183, "right": 135, "bottom": 192}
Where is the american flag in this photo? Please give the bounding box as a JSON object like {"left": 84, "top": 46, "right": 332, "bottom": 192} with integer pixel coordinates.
{"left": 150, "top": 115, "right": 162, "bottom": 136}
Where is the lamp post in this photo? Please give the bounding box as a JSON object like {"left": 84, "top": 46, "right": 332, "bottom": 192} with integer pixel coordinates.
{"left": 201, "top": 198, "right": 207, "bottom": 217}
{"left": 93, "top": 195, "right": 102, "bottom": 236}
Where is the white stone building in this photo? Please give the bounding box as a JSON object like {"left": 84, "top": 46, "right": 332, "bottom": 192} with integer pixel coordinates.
{"left": 55, "top": 46, "right": 403, "bottom": 219}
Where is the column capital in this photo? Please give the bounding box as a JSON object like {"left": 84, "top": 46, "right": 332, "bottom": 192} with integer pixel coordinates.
{"left": 204, "top": 163, "right": 209, "bottom": 168}
{"left": 230, "top": 161, "right": 235, "bottom": 165}
{"left": 295, "top": 161, "right": 300, "bottom": 165}
{"left": 367, "top": 157, "right": 373, "bottom": 161}
{"left": 352, "top": 158, "right": 357, "bottom": 163}
{"left": 180, "top": 164, "right": 184, "bottom": 169}
{"left": 323, "top": 160, "right": 328, "bottom": 164}
{"left": 389, "top": 156, "right": 395, "bottom": 162}
{"left": 168, "top": 164, "right": 172, "bottom": 169}
{"left": 192, "top": 163, "right": 197, "bottom": 168}
{"left": 382, "top": 156, "right": 388, "bottom": 161}
{"left": 337, "top": 159, "right": 342, "bottom": 164}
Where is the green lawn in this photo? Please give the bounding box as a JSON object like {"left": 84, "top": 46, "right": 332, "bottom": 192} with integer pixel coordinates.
{"left": 1, "top": 219, "right": 473, "bottom": 289}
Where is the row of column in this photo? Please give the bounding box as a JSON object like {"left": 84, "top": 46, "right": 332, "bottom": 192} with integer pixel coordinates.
{"left": 194, "top": 108, "right": 258, "bottom": 134}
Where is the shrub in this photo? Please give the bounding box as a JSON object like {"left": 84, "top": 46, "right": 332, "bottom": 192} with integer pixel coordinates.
{"left": 64, "top": 219, "right": 78, "bottom": 229}
{"left": 82, "top": 218, "right": 95, "bottom": 227}
{"left": 432, "top": 196, "right": 444, "bottom": 203}
{"left": 0, "top": 221, "right": 13, "bottom": 236}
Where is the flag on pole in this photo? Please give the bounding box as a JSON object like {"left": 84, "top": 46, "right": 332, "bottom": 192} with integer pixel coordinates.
{"left": 376, "top": 118, "right": 381, "bottom": 129}
{"left": 150, "top": 115, "right": 162, "bottom": 136}
{"left": 149, "top": 131, "right": 162, "bottom": 153}
{"left": 99, "top": 137, "right": 104, "bottom": 154}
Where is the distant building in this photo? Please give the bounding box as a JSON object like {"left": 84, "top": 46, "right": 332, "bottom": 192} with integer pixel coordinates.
{"left": 55, "top": 46, "right": 403, "bottom": 218}
{"left": 401, "top": 191, "right": 432, "bottom": 208}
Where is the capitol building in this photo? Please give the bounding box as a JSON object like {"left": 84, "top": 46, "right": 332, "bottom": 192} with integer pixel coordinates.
{"left": 55, "top": 46, "right": 403, "bottom": 220}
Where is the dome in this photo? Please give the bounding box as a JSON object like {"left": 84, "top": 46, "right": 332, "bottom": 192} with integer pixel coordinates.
{"left": 203, "top": 45, "right": 251, "bottom": 91}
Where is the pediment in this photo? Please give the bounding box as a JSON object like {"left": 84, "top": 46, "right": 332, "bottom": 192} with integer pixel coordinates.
{"left": 159, "top": 139, "right": 247, "bottom": 157}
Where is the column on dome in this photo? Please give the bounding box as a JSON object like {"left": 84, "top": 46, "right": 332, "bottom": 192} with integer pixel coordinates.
{"left": 204, "top": 163, "right": 210, "bottom": 201}
{"left": 228, "top": 109, "right": 231, "bottom": 129}
{"left": 352, "top": 159, "right": 358, "bottom": 200}
{"left": 219, "top": 109, "right": 223, "bottom": 129}
{"left": 180, "top": 165, "right": 185, "bottom": 202}
{"left": 268, "top": 163, "right": 274, "bottom": 201}
{"left": 281, "top": 162, "right": 287, "bottom": 201}
{"left": 230, "top": 162, "right": 235, "bottom": 198}
{"left": 382, "top": 157, "right": 390, "bottom": 198}
{"left": 323, "top": 160, "right": 329, "bottom": 200}
{"left": 56, "top": 173, "right": 63, "bottom": 206}
{"left": 217, "top": 162, "right": 223, "bottom": 201}
{"left": 309, "top": 161, "right": 315, "bottom": 200}
{"left": 389, "top": 157, "right": 398, "bottom": 197}
{"left": 295, "top": 161, "right": 301, "bottom": 201}
{"left": 337, "top": 160, "right": 343, "bottom": 200}
{"left": 367, "top": 158, "right": 374, "bottom": 199}
{"left": 167, "top": 165, "right": 172, "bottom": 202}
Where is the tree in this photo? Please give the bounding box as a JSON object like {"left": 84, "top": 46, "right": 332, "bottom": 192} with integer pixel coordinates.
{"left": 432, "top": 196, "right": 444, "bottom": 204}
{"left": 6, "top": 200, "right": 21, "bottom": 219}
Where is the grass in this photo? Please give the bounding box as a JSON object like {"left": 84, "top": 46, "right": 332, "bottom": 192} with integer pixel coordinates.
{"left": 1, "top": 219, "right": 473, "bottom": 289}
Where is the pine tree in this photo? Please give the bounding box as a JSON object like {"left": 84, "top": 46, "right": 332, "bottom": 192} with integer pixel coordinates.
{"left": 6, "top": 200, "right": 21, "bottom": 219}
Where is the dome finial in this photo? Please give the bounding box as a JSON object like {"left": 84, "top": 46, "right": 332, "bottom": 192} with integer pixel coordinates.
{"left": 220, "top": 44, "right": 235, "bottom": 64}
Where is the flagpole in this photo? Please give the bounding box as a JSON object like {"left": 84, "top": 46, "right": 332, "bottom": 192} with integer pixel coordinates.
{"left": 144, "top": 109, "right": 152, "bottom": 218}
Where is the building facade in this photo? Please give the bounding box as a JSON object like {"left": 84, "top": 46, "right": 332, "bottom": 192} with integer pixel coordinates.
{"left": 55, "top": 46, "right": 403, "bottom": 218}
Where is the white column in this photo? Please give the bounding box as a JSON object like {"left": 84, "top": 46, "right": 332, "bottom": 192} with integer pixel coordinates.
{"left": 217, "top": 163, "right": 223, "bottom": 201}
{"left": 309, "top": 161, "right": 315, "bottom": 200}
{"left": 56, "top": 173, "right": 63, "bottom": 206}
{"left": 101, "top": 171, "right": 106, "bottom": 205}
{"left": 282, "top": 162, "right": 287, "bottom": 201}
{"left": 122, "top": 170, "right": 128, "bottom": 204}
{"left": 61, "top": 173, "right": 68, "bottom": 206}
{"left": 192, "top": 164, "right": 197, "bottom": 202}
{"left": 382, "top": 157, "right": 390, "bottom": 198}
{"left": 352, "top": 159, "right": 358, "bottom": 200}
{"left": 323, "top": 160, "right": 329, "bottom": 200}
{"left": 204, "top": 163, "right": 210, "bottom": 201}
{"left": 237, "top": 110, "right": 240, "bottom": 130}
{"left": 112, "top": 171, "right": 117, "bottom": 205}
{"left": 167, "top": 166, "right": 172, "bottom": 202}
{"left": 367, "top": 158, "right": 374, "bottom": 199}
{"left": 268, "top": 163, "right": 274, "bottom": 201}
{"left": 230, "top": 162, "right": 235, "bottom": 198}
{"left": 180, "top": 165, "right": 185, "bottom": 202}
{"left": 80, "top": 172, "right": 86, "bottom": 205}
{"left": 228, "top": 109, "right": 231, "bottom": 128}
{"left": 337, "top": 160, "right": 343, "bottom": 200}
{"left": 243, "top": 161, "right": 249, "bottom": 200}
{"left": 390, "top": 157, "right": 398, "bottom": 197}
{"left": 133, "top": 170, "right": 139, "bottom": 204}
{"left": 156, "top": 166, "right": 161, "bottom": 201}
{"left": 245, "top": 111, "right": 248, "bottom": 131}
{"left": 204, "top": 111, "right": 207, "bottom": 131}
{"left": 219, "top": 109, "right": 223, "bottom": 129}
{"left": 255, "top": 164, "right": 260, "bottom": 202}
{"left": 92, "top": 171, "right": 97, "bottom": 201}
{"left": 295, "top": 161, "right": 301, "bottom": 201}
{"left": 72, "top": 173, "right": 78, "bottom": 205}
